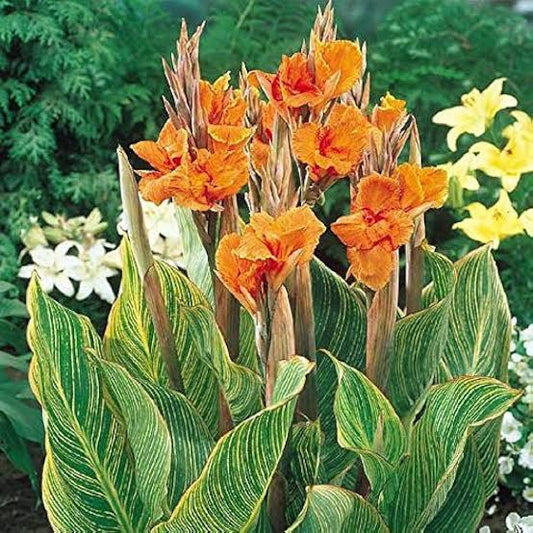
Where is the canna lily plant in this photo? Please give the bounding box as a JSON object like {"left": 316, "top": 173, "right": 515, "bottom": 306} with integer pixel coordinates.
{"left": 27, "top": 3, "right": 521, "bottom": 532}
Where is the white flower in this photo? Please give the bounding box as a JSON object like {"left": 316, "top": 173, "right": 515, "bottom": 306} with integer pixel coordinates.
{"left": 18, "top": 241, "right": 78, "bottom": 297}
{"left": 65, "top": 241, "right": 118, "bottom": 304}
{"left": 117, "top": 199, "right": 185, "bottom": 268}
{"left": 499, "top": 456, "right": 515, "bottom": 476}
{"left": 506, "top": 512, "right": 533, "bottom": 533}
{"left": 518, "top": 438, "right": 533, "bottom": 469}
{"left": 479, "top": 526, "right": 491, "bottom": 533}
{"left": 501, "top": 412, "right": 523, "bottom": 443}
{"left": 523, "top": 487, "right": 533, "bottom": 504}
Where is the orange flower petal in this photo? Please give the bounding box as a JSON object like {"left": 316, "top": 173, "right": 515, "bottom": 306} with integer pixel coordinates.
{"left": 215, "top": 233, "right": 264, "bottom": 315}
{"left": 394, "top": 163, "right": 449, "bottom": 212}
{"left": 314, "top": 39, "right": 363, "bottom": 100}
{"left": 354, "top": 173, "right": 401, "bottom": 212}
{"left": 374, "top": 93, "right": 406, "bottom": 132}
{"left": 347, "top": 245, "right": 395, "bottom": 290}
{"left": 208, "top": 124, "right": 253, "bottom": 149}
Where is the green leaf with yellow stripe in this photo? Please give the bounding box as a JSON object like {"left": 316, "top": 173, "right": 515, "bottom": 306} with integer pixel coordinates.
{"left": 379, "top": 376, "right": 520, "bottom": 532}
{"left": 311, "top": 258, "right": 367, "bottom": 484}
{"left": 286, "top": 485, "right": 389, "bottom": 532}
{"left": 152, "top": 356, "right": 313, "bottom": 533}
{"left": 104, "top": 239, "right": 262, "bottom": 432}
{"left": 330, "top": 356, "right": 407, "bottom": 493}
{"left": 27, "top": 276, "right": 149, "bottom": 532}
{"left": 387, "top": 246, "right": 455, "bottom": 418}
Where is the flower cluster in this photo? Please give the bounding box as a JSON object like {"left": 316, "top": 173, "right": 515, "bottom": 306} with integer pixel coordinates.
{"left": 131, "top": 75, "right": 251, "bottom": 211}
{"left": 19, "top": 202, "right": 185, "bottom": 303}
{"left": 18, "top": 209, "right": 118, "bottom": 303}
{"left": 215, "top": 206, "right": 325, "bottom": 314}
{"left": 331, "top": 164, "right": 447, "bottom": 289}
{"left": 433, "top": 79, "right": 533, "bottom": 249}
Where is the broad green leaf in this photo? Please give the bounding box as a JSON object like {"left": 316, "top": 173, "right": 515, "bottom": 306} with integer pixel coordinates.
{"left": 137, "top": 380, "right": 214, "bottom": 509}
{"left": 27, "top": 277, "right": 148, "bottom": 532}
{"left": 441, "top": 245, "right": 511, "bottom": 380}
{"left": 0, "top": 350, "right": 31, "bottom": 371}
{"left": 387, "top": 247, "right": 454, "bottom": 418}
{"left": 311, "top": 258, "right": 367, "bottom": 483}
{"left": 98, "top": 360, "right": 172, "bottom": 520}
{"left": 153, "top": 356, "right": 313, "bottom": 533}
{"left": 104, "top": 240, "right": 262, "bottom": 433}
{"left": 0, "top": 384, "right": 43, "bottom": 442}
{"left": 286, "top": 420, "right": 323, "bottom": 524}
{"left": 439, "top": 245, "right": 513, "bottom": 500}
{"left": 426, "top": 436, "right": 485, "bottom": 533}
{"left": 173, "top": 205, "right": 213, "bottom": 304}
{"left": 379, "top": 376, "right": 520, "bottom": 532}
{"left": 331, "top": 356, "right": 406, "bottom": 493}
{"left": 286, "top": 485, "right": 389, "bottom": 532}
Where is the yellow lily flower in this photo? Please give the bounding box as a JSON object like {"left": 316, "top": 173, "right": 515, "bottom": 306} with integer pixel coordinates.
{"left": 469, "top": 111, "right": 533, "bottom": 191}
{"left": 453, "top": 190, "right": 524, "bottom": 248}
{"left": 439, "top": 151, "right": 479, "bottom": 191}
{"left": 432, "top": 78, "right": 517, "bottom": 151}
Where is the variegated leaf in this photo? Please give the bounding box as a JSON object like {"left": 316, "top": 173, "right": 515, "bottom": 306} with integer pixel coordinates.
{"left": 286, "top": 485, "right": 389, "bottom": 532}
{"left": 331, "top": 355, "right": 407, "bottom": 493}
{"left": 379, "top": 376, "right": 520, "bottom": 532}
{"left": 152, "top": 356, "right": 313, "bottom": 533}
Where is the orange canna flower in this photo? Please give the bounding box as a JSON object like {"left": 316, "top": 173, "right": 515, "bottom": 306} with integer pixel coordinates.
{"left": 373, "top": 92, "right": 407, "bottom": 132}
{"left": 131, "top": 120, "right": 189, "bottom": 179}
{"left": 199, "top": 73, "right": 253, "bottom": 150}
{"left": 199, "top": 73, "right": 247, "bottom": 126}
{"left": 393, "top": 163, "right": 448, "bottom": 213}
{"left": 139, "top": 148, "right": 248, "bottom": 210}
{"left": 313, "top": 38, "right": 363, "bottom": 101}
{"left": 215, "top": 234, "right": 266, "bottom": 315}
{"left": 292, "top": 103, "right": 372, "bottom": 182}
{"left": 331, "top": 174, "right": 413, "bottom": 290}
{"left": 215, "top": 206, "right": 325, "bottom": 313}
{"left": 251, "top": 39, "right": 362, "bottom": 114}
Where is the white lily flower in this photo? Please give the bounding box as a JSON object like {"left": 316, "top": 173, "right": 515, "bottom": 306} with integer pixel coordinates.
{"left": 501, "top": 412, "right": 523, "bottom": 443}
{"left": 65, "top": 240, "right": 118, "bottom": 304}
{"left": 523, "top": 487, "right": 533, "bottom": 504}
{"left": 117, "top": 199, "right": 185, "bottom": 268}
{"left": 479, "top": 526, "right": 491, "bottom": 533}
{"left": 521, "top": 324, "right": 533, "bottom": 356}
{"left": 18, "top": 241, "right": 78, "bottom": 297}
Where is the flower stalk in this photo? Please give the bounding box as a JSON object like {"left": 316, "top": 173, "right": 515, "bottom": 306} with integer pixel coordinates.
{"left": 405, "top": 120, "right": 425, "bottom": 315}
{"left": 117, "top": 146, "right": 184, "bottom": 393}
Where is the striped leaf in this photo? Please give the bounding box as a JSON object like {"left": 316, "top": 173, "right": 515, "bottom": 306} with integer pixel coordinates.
{"left": 135, "top": 380, "right": 214, "bottom": 509}
{"left": 425, "top": 436, "right": 485, "bottom": 533}
{"left": 286, "top": 485, "right": 389, "bottom": 532}
{"left": 441, "top": 245, "right": 511, "bottom": 380}
{"left": 104, "top": 240, "right": 262, "bottom": 432}
{"left": 437, "top": 245, "right": 513, "bottom": 508}
{"left": 286, "top": 420, "right": 323, "bottom": 524}
{"left": 387, "top": 247, "right": 455, "bottom": 418}
{"left": 98, "top": 359, "right": 172, "bottom": 520}
{"left": 331, "top": 356, "right": 407, "bottom": 493}
{"left": 173, "top": 205, "right": 213, "bottom": 304}
{"left": 379, "top": 376, "right": 520, "bottom": 532}
{"left": 311, "top": 258, "right": 367, "bottom": 483}
{"left": 152, "top": 356, "right": 313, "bottom": 533}
{"left": 27, "top": 277, "right": 149, "bottom": 532}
